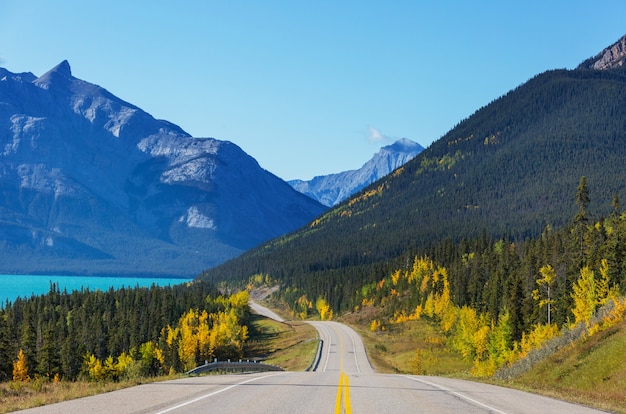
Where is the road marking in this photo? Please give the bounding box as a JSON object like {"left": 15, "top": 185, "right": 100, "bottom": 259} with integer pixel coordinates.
{"left": 404, "top": 376, "right": 509, "bottom": 414}
{"left": 339, "top": 323, "right": 361, "bottom": 374}
{"left": 335, "top": 371, "right": 352, "bottom": 414}
{"left": 314, "top": 322, "right": 332, "bottom": 372}
{"left": 154, "top": 373, "right": 283, "bottom": 414}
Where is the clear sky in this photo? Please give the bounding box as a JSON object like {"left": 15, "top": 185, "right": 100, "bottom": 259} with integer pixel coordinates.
{"left": 1, "top": 1, "right": 625, "bottom": 180}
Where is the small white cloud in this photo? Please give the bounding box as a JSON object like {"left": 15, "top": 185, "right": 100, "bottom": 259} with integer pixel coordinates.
{"left": 367, "top": 126, "right": 390, "bottom": 143}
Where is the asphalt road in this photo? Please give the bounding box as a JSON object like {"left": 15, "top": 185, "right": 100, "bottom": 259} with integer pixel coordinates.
{"left": 17, "top": 305, "right": 606, "bottom": 414}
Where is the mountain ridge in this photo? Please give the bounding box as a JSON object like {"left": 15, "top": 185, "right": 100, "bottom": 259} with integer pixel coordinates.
{"left": 200, "top": 35, "right": 626, "bottom": 311}
{"left": 289, "top": 138, "right": 423, "bottom": 206}
{"left": 0, "top": 61, "right": 327, "bottom": 276}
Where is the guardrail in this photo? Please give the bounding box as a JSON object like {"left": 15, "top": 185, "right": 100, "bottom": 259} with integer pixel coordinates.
{"left": 305, "top": 339, "right": 323, "bottom": 372}
{"left": 184, "top": 359, "right": 285, "bottom": 375}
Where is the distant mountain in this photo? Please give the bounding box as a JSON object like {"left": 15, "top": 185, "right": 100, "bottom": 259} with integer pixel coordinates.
{"left": 200, "top": 34, "right": 626, "bottom": 310}
{"left": 289, "top": 138, "right": 423, "bottom": 206}
{"left": 0, "top": 61, "right": 326, "bottom": 276}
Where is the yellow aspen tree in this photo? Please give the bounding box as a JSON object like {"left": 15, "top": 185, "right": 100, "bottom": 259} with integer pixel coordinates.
{"left": 532, "top": 264, "right": 556, "bottom": 324}
{"left": 86, "top": 354, "right": 105, "bottom": 381}
{"left": 115, "top": 351, "right": 134, "bottom": 379}
{"left": 12, "top": 349, "right": 30, "bottom": 382}
{"left": 391, "top": 269, "right": 401, "bottom": 286}
{"left": 315, "top": 297, "right": 332, "bottom": 321}
{"left": 596, "top": 259, "right": 611, "bottom": 306}
{"left": 571, "top": 266, "right": 597, "bottom": 325}
{"left": 451, "top": 306, "right": 481, "bottom": 359}
{"left": 369, "top": 319, "right": 381, "bottom": 332}
{"left": 518, "top": 323, "right": 560, "bottom": 358}
{"left": 177, "top": 309, "right": 209, "bottom": 370}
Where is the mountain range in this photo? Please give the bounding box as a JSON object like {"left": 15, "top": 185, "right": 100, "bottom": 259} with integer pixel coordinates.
{"left": 288, "top": 138, "right": 423, "bottom": 206}
{"left": 200, "top": 35, "right": 626, "bottom": 310}
{"left": 0, "top": 61, "right": 326, "bottom": 277}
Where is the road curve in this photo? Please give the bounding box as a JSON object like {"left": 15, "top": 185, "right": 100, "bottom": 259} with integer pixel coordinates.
{"left": 17, "top": 306, "right": 606, "bottom": 413}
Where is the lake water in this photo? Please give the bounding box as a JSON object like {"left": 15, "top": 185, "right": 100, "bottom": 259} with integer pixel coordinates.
{"left": 0, "top": 274, "right": 192, "bottom": 306}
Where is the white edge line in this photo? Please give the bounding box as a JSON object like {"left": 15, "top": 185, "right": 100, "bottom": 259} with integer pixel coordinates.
{"left": 319, "top": 323, "right": 332, "bottom": 372}
{"left": 404, "top": 376, "right": 509, "bottom": 414}
{"left": 154, "top": 373, "right": 284, "bottom": 414}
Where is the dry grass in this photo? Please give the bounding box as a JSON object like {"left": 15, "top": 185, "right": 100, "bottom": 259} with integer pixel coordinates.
{"left": 245, "top": 313, "right": 319, "bottom": 371}
{"left": 0, "top": 376, "right": 177, "bottom": 414}
{"left": 502, "top": 318, "right": 626, "bottom": 414}
{"left": 340, "top": 306, "right": 471, "bottom": 376}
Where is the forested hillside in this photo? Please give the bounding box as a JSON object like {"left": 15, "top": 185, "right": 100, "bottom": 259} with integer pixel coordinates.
{"left": 200, "top": 65, "right": 626, "bottom": 313}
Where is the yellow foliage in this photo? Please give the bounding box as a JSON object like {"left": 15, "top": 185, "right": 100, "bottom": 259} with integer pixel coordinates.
{"left": 517, "top": 323, "right": 559, "bottom": 358}
{"left": 439, "top": 304, "right": 457, "bottom": 333}
{"left": 316, "top": 297, "right": 333, "bottom": 321}
{"left": 597, "top": 259, "right": 611, "bottom": 307}
{"left": 471, "top": 358, "right": 497, "bottom": 377}
{"left": 86, "top": 354, "right": 106, "bottom": 382}
{"left": 116, "top": 351, "right": 134, "bottom": 376}
{"left": 571, "top": 266, "right": 598, "bottom": 325}
{"left": 376, "top": 279, "right": 385, "bottom": 291}
{"left": 12, "top": 349, "right": 30, "bottom": 382}
{"left": 424, "top": 293, "right": 435, "bottom": 318}
{"left": 370, "top": 319, "right": 381, "bottom": 332}
{"left": 178, "top": 309, "right": 212, "bottom": 370}
{"left": 391, "top": 269, "right": 401, "bottom": 286}
{"left": 473, "top": 325, "right": 491, "bottom": 360}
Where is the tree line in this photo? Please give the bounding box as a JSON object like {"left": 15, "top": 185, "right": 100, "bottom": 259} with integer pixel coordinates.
{"left": 0, "top": 280, "right": 251, "bottom": 382}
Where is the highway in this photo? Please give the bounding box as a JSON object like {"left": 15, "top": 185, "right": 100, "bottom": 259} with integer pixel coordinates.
{"left": 17, "top": 306, "right": 605, "bottom": 413}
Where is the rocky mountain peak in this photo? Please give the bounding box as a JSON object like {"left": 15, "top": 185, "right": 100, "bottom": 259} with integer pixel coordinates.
{"left": 35, "top": 59, "right": 73, "bottom": 83}
{"left": 0, "top": 62, "right": 327, "bottom": 276}
{"left": 578, "top": 34, "right": 626, "bottom": 70}
{"left": 289, "top": 138, "right": 423, "bottom": 206}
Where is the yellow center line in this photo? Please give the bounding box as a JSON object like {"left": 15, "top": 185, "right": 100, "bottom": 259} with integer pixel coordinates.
{"left": 334, "top": 327, "right": 351, "bottom": 414}
{"left": 335, "top": 371, "right": 352, "bottom": 414}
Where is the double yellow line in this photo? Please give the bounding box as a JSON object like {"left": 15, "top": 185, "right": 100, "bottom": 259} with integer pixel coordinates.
{"left": 334, "top": 371, "right": 352, "bottom": 414}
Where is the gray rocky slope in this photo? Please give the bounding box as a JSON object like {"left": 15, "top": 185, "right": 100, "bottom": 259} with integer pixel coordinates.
{"left": 289, "top": 138, "right": 423, "bottom": 206}
{"left": 0, "top": 61, "right": 327, "bottom": 276}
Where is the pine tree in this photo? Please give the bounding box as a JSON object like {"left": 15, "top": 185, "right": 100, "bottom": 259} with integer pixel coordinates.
{"left": 0, "top": 315, "right": 13, "bottom": 381}
{"left": 573, "top": 176, "right": 590, "bottom": 265}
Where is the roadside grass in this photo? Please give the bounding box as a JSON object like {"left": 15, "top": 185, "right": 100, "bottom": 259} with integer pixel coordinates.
{"left": 499, "top": 317, "right": 626, "bottom": 414}
{"left": 245, "top": 313, "right": 319, "bottom": 371}
{"left": 0, "top": 375, "right": 179, "bottom": 414}
{"left": 339, "top": 307, "right": 471, "bottom": 376}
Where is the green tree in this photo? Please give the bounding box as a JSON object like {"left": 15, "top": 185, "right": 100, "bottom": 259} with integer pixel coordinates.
{"left": 574, "top": 176, "right": 590, "bottom": 264}
{"left": 0, "top": 315, "right": 12, "bottom": 380}
{"left": 37, "top": 326, "right": 60, "bottom": 378}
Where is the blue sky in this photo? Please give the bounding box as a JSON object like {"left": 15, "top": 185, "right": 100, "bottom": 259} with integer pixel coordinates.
{"left": 1, "top": 1, "right": 625, "bottom": 180}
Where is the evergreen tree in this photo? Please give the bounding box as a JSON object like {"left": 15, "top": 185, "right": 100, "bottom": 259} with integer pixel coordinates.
{"left": 0, "top": 315, "right": 12, "bottom": 380}
{"left": 573, "top": 176, "right": 590, "bottom": 265}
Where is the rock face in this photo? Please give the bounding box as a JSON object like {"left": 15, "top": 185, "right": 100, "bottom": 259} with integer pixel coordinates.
{"left": 289, "top": 138, "right": 423, "bottom": 206}
{"left": 578, "top": 34, "right": 626, "bottom": 70}
{"left": 0, "top": 61, "right": 327, "bottom": 276}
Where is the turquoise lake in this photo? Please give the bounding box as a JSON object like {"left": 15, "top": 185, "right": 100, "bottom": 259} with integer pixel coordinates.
{"left": 0, "top": 274, "right": 192, "bottom": 305}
